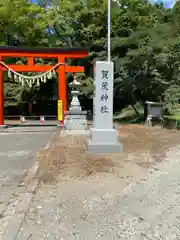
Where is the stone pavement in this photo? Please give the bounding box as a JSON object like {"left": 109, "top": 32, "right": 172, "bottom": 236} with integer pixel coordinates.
{"left": 15, "top": 144, "right": 180, "bottom": 240}
{"left": 0, "top": 125, "right": 57, "bottom": 239}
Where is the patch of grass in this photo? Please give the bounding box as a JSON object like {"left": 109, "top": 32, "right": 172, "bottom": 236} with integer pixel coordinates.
{"left": 115, "top": 113, "right": 144, "bottom": 124}
{"left": 163, "top": 115, "right": 180, "bottom": 130}
{"left": 164, "top": 115, "right": 180, "bottom": 120}
{"left": 114, "top": 103, "right": 144, "bottom": 124}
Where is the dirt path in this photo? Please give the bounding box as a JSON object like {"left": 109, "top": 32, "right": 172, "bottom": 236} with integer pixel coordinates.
{"left": 38, "top": 125, "right": 180, "bottom": 182}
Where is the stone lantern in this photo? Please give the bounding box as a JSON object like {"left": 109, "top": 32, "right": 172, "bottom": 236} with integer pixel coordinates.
{"left": 64, "top": 75, "right": 87, "bottom": 130}
{"left": 69, "top": 75, "right": 82, "bottom": 111}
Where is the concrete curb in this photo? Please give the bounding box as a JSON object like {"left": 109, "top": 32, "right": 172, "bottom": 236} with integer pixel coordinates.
{"left": 61, "top": 129, "right": 90, "bottom": 136}
{"left": 0, "top": 131, "right": 57, "bottom": 240}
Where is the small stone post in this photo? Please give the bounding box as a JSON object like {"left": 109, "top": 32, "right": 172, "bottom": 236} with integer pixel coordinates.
{"left": 88, "top": 61, "right": 123, "bottom": 153}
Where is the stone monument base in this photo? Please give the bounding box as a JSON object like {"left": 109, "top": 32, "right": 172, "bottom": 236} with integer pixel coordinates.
{"left": 64, "top": 110, "right": 87, "bottom": 130}
{"left": 88, "top": 128, "right": 123, "bottom": 153}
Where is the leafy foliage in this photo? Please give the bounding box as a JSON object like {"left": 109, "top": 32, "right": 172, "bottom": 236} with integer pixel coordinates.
{"left": 1, "top": 0, "right": 180, "bottom": 114}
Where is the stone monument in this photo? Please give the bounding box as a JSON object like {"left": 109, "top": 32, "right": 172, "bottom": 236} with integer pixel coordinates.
{"left": 64, "top": 75, "right": 87, "bottom": 130}
{"left": 88, "top": 61, "right": 123, "bottom": 153}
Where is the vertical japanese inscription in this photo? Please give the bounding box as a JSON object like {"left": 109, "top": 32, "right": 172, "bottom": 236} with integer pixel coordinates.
{"left": 93, "top": 61, "right": 114, "bottom": 130}
{"left": 100, "top": 70, "right": 109, "bottom": 114}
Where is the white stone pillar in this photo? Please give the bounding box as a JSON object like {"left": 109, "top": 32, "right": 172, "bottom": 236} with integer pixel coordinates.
{"left": 88, "top": 61, "right": 123, "bottom": 153}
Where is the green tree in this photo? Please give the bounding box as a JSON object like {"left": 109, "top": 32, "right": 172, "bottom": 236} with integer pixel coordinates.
{"left": 1, "top": 0, "right": 180, "bottom": 115}
{"left": 0, "top": 0, "right": 50, "bottom": 108}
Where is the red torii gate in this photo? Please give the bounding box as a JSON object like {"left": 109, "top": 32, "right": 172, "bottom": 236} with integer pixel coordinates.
{"left": 0, "top": 46, "right": 88, "bottom": 125}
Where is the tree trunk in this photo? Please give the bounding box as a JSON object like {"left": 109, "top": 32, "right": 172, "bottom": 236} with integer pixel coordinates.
{"left": 131, "top": 104, "right": 139, "bottom": 115}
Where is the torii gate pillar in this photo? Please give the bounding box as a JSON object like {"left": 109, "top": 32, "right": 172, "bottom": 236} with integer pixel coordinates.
{"left": 0, "top": 56, "right": 3, "bottom": 125}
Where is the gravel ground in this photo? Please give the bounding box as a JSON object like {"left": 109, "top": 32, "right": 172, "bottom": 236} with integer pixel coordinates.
{"left": 16, "top": 126, "right": 180, "bottom": 239}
